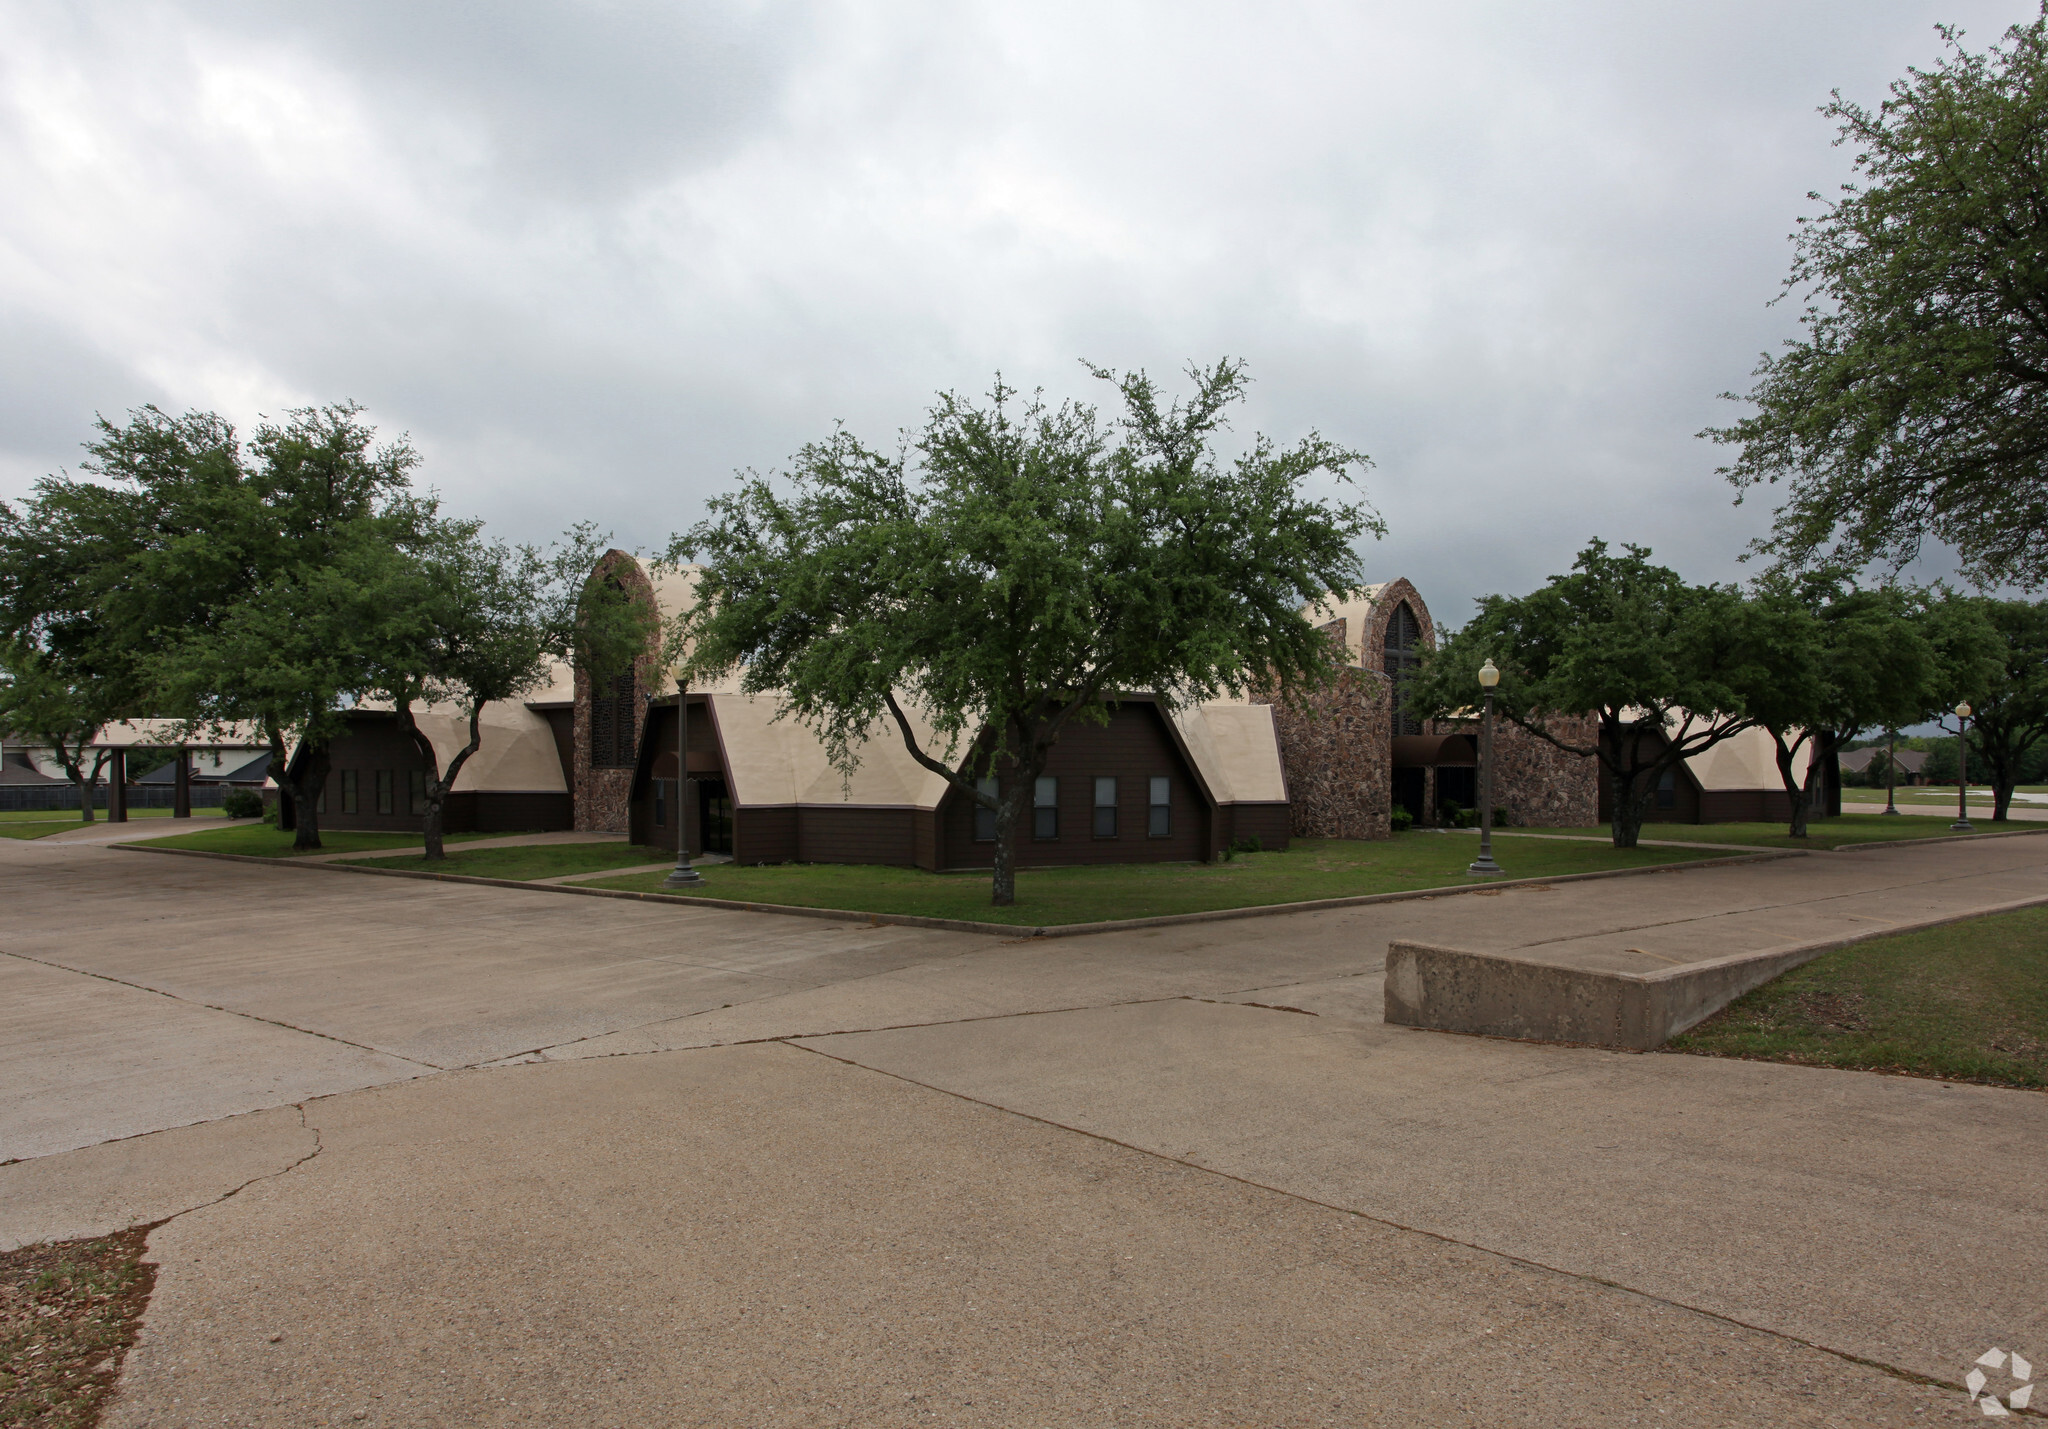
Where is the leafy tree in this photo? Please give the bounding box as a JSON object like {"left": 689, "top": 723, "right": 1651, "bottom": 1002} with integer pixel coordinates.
{"left": 0, "top": 402, "right": 434, "bottom": 850}
{"left": 1707, "top": 10, "right": 2048, "bottom": 587}
{"left": 1406, "top": 541, "right": 1757, "bottom": 849}
{"left": 366, "top": 522, "right": 655, "bottom": 860}
{"left": 0, "top": 643, "right": 120, "bottom": 821}
{"left": 666, "top": 361, "right": 1379, "bottom": 906}
{"left": 143, "top": 403, "right": 436, "bottom": 849}
{"left": 1958, "top": 597, "right": 2048, "bottom": 818}
{"left": 1734, "top": 575, "right": 1935, "bottom": 837}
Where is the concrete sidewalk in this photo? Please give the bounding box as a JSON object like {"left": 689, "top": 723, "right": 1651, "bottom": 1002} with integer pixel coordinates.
{"left": 3, "top": 832, "right": 2044, "bottom": 1423}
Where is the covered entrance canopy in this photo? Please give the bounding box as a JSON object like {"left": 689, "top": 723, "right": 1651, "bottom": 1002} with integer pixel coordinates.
{"left": 1391, "top": 734, "right": 1476, "bottom": 768}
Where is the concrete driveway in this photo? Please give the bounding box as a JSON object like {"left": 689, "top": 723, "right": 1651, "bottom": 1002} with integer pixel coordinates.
{"left": 4, "top": 832, "right": 2046, "bottom": 1425}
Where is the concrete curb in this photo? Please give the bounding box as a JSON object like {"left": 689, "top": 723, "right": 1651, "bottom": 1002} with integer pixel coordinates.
{"left": 1383, "top": 890, "right": 2048, "bottom": 1052}
{"left": 113, "top": 841, "right": 1798, "bottom": 940}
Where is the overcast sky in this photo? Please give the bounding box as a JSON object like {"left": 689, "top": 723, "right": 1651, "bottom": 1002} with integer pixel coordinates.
{"left": 2, "top": 0, "right": 2037, "bottom": 628}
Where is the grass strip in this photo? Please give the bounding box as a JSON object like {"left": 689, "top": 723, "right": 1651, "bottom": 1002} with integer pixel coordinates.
{"left": 1667, "top": 905, "right": 2048, "bottom": 1089}
{"left": 0, "top": 1228, "right": 155, "bottom": 1429}
{"left": 577, "top": 834, "right": 1736, "bottom": 927}
{"left": 136, "top": 824, "right": 511, "bottom": 858}
{"left": 0, "top": 808, "right": 228, "bottom": 824}
{"left": 1515, "top": 813, "right": 2048, "bottom": 851}
{"left": 337, "top": 841, "right": 662, "bottom": 880}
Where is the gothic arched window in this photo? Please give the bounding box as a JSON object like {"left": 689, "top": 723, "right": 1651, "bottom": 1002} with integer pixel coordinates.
{"left": 589, "top": 672, "right": 638, "bottom": 769}
{"left": 1383, "top": 601, "right": 1423, "bottom": 736}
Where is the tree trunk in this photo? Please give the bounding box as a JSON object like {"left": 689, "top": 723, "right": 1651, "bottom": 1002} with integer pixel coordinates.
{"left": 1607, "top": 766, "right": 1644, "bottom": 849}
{"left": 422, "top": 793, "right": 446, "bottom": 861}
{"left": 1768, "top": 734, "right": 1809, "bottom": 839}
{"left": 74, "top": 770, "right": 94, "bottom": 823}
{"left": 990, "top": 792, "right": 1022, "bottom": 906}
{"left": 288, "top": 745, "right": 330, "bottom": 851}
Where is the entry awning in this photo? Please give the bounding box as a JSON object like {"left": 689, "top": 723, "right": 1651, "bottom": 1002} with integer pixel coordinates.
{"left": 1392, "top": 734, "right": 1477, "bottom": 768}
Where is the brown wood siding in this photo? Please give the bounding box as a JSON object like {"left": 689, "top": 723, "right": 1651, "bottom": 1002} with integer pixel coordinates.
{"left": 915, "top": 807, "right": 939, "bottom": 871}
{"left": 938, "top": 704, "right": 1212, "bottom": 869}
{"left": 313, "top": 713, "right": 572, "bottom": 834}
{"left": 1225, "top": 802, "right": 1291, "bottom": 851}
{"left": 736, "top": 805, "right": 798, "bottom": 864}
{"left": 798, "top": 806, "right": 917, "bottom": 865}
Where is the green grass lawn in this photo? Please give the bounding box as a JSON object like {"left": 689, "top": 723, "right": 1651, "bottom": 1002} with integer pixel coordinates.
{"left": 1516, "top": 812, "right": 2048, "bottom": 851}
{"left": 337, "top": 841, "right": 661, "bottom": 880}
{"left": 1841, "top": 786, "right": 2046, "bottom": 808}
{"left": 573, "top": 834, "right": 1739, "bottom": 927}
{"left": 135, "top": 823, "right": 513, "bottom": 858}
{"left": 1666, "top": 906, "right": 2048, "bottom": 1088}
{"left": 0, "top": 808, "right": 233, "bottom": 838}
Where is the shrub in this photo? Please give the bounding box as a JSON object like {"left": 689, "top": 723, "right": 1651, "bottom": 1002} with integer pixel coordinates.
{"left": 261, "top": 799, "right": 280, "bottom": 825}
{"left": 1390, "top": 806, "right": 1414, "bottom": 832}
{"left": 220, "top": 788, "right": 264, "bottom": 819}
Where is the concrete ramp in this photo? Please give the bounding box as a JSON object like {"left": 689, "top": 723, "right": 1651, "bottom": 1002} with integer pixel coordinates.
{"left": 1383, "top": 938, "right": 1834, "bottom": 1050}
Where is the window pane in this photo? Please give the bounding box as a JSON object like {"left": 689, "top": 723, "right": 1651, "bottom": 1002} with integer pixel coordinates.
{"left": 1033, "top": 776, "right": 1058, "bottom": 838}
{"left": 1149, "top": 804, "right": 1170, "bottom": 837}
{"left": 1034, "top": 776, "right": 1057, "bottom": 807}
{"left": 408, "top": 770, "right": 426, "bottom": 813}
{"left": 654, "top": 778, "right": 667, "bottom": 828}
{"left": 1094, "top": 805, "right": 1117, "bottom": 837}
{"left": 340, "top": 769, "right": 357, "bottom": 815}
{"left": 1150, "top": 776, "right": 1169, "bottom": 806}
{"left": 1094, "top": 777, "right": 1116, "bottom": 806}
{"left": 375, "top": 770, "right": 393, "bottom": 815}
{"left": 973, "top": 777, "right": 996, "bottom": 842}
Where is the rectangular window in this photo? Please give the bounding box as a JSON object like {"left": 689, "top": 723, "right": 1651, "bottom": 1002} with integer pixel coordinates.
{"left": 1093, "top": 776, "right": 1118, "bottom": 838}
{"left": 408, "top": 770, "right": 426, "bottom": 814}
{"left": 1033, "top": 775, "right": 1058, "bottom": 840}
{"left": 1655, "top": 767, "right": 1677, "bottom": 810}
{"left": 316, "top": 786, "right": 326, "bottom": 815}
{"left": 375, "top": 770, "right": 393, "bottom": 815}
{"left": 973, "top": 776, "right": 997, "bottom": 842}
{"left": 1149, "top": 776, "right": 1171, "bottom": 837}
{"left": 654, "top": 778, "right": 667, "bottom": 828}
{"left": 340, "top": 769, "right": 358, "bottom": 815}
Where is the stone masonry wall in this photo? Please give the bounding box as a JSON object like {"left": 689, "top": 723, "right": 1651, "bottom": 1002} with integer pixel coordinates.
{"left": 1430, "top": 712, "right": 1599, "bottom": 828}
{"left": 574, "top": 552, "right": 661, "bottom": 833}
{"left": 1257, "top": 664, "right": 1392, "bottom": 840}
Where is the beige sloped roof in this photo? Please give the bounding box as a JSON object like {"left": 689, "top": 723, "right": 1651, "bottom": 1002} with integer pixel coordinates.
{"left": 92, "top": 719, "right": 267, "bottom": 749}
{"left": 345, "top": 699, "right": 567, "bottom": 793}
{"left": 1172, "top": 700, "right": 1289, "bottom": 804}
{"left": 1682, "top": 721, "right": 1814, "bottom": 792}
{"left": 706, "top": 691, "right": 962, "bottom": 809}
{"left": 706, "top": 690, "right": 1283, "bottom": 811}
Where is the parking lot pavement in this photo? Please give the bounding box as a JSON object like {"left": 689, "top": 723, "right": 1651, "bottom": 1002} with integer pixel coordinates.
{"left": 97, "top": 1046, "right": 1952, "bottom": 1429}
{"left": 4, "top": 831, "right": 2045, "bottom": 1422}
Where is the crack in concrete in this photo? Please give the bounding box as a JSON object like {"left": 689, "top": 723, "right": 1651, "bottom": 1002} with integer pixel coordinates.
{"left": 0, "top": 948, "right": 446, "bottom": 1073}
{"left": 779, "top": 1038, "right": 1974, "bottom": 1407}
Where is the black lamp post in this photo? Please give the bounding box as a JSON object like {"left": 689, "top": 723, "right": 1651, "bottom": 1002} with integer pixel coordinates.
{"left": 1951, "top": 701, "right": 1974, "bottom": 833}
{"left": 1467, "top": 658, "right": 1503, "bottom": 877}
{"left": 664, "top": 683, "right": 703, "bottom": 886}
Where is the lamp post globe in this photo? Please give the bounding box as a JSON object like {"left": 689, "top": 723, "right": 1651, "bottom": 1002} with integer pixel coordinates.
{"left": 1468, "top": 659, "right": 1504, "bottom": 877}
{"left": 1951, "top": 702, "right": 1974, "bottom": 833}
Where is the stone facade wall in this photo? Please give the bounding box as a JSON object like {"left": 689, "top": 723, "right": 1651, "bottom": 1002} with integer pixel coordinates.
{"left": 574, "top": 552, "right": 661, "bottom": 833}
{"left": 1430, "top": 712, "right": 1599, "bottom": 828}
{"left": 1257, "top": 664, "right": 1393, "bottom": 839}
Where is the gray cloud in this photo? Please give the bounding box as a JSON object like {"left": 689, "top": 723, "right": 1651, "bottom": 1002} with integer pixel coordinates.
{"left": 1, "top": 0, "right": 2034, "bottom": 626}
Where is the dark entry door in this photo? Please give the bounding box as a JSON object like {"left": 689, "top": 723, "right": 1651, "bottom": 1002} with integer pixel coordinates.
{"left": 699, "top": 779, "right": 733, "bottom": 854}
{"left": 1435, "top": 766, "right": 1477, "bottom": 821}
{"left": 1391, "top": 767, "right": 1425, "bottom": 825}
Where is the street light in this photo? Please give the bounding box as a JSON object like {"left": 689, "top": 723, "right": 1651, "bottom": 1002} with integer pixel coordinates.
{"left": 664, "top": 682, "right": 704, "bottom": 886}
{"left": 1468, "top": 658, "right": 1504, "bottom": 876}
{"left": 1951, "top": 701, "right": 1974, "bottom": 833}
